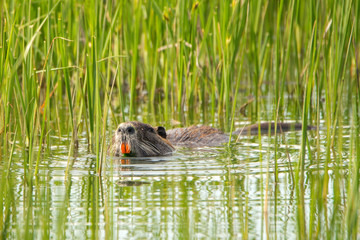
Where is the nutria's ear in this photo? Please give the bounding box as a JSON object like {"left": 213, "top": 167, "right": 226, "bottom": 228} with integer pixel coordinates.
{"left": 156, "top": 126, "right": 167, "bottom": 139}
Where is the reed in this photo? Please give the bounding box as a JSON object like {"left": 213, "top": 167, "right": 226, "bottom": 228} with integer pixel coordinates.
{"left": 0, "top": 0, "right": 359, "bottom": 238}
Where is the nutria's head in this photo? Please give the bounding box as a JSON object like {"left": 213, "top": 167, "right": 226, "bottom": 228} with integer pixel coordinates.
{"left": 108, "top": 121, "right": 175, "bottom": 157}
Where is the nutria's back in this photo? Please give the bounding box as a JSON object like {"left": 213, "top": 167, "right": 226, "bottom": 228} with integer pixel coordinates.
{"left": 166, "top": 122, "right": 310, "bottom": 146}
{"left": 233, "top": 122, "right": 310, "bottom": 136}
{"left": 166, "top": 125, "right": 229, "bottom": 147}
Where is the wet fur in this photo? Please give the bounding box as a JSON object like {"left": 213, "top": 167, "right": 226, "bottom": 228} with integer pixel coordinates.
{"left": 108, "top": 121, "right": 312, "bottom": 157}
{"left": 107, "top": 121, "right": 175, "bottom": 157}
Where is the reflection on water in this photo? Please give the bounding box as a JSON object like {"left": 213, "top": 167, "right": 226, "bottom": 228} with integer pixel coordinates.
{"left": 0, "top": 127, "right": 354, "bottom": 239}
{"left": 116, "top": 180, "right": 150, "bottom": 186}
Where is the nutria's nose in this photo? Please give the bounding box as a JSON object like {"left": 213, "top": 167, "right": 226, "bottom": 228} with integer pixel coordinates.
{"left": 126, "top": 126, "right": 135, "bottom": 134}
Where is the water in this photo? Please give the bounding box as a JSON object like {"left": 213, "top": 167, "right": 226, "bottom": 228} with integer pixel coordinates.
{"left": 1, "top": 125, "right": 352, "bottom": 239}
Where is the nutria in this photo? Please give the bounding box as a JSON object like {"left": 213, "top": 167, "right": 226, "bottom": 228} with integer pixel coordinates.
{"left": 108, "top": 121, "right": 314, "bottom": 157}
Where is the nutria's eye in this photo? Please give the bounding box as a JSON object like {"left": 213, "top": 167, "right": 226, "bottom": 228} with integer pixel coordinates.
{"left": 157, "top": 126, "right": 167, "bottom": 139}
{"left": 126, "top": 126, "right": 135, "bottom": 134}
{"left": 147, "top": 128, "right": 155, "bottom": 133}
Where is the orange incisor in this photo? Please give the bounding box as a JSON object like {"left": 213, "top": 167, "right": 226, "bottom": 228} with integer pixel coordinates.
{"left": 121, "top": 143, "right": 131, "bottom": 154}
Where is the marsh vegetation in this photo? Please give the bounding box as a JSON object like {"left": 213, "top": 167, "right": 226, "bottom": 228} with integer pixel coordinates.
{"left": 0, "top": 0, "right": 359, "bottom": 239}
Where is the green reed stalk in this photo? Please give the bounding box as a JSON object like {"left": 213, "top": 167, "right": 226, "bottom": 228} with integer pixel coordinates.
{"left": 176, "top": 1, "right": 186, "bottom": 119}
{"left": 210, "top": 18, "right": 217, "bottom": 125}
{"left": 346, "top": 10, "right": 359, "bottom": 240}
{"left": 129, "top": 1, "right": 142, "bottom": 119}
{"left": 297, "top": 15, "right": 317, "bottom": 240}
{"left": 94, "top": 39, "right": 101, "bottom": 169}
{"left": 99, "top": 46, "right": 115, "bottom": 174}
{"left": 274, "top": 0, "right": 284, "bottom": 110}
{"left": 346, "top": 48, "right": 359, "bottom": 238}
{"left": 325, "top": 0, "right": 353, "bottom": 237}
{"left": 345, "top": 4, "right": 360, "bottom": 236}
{"left": 229, "top": 1, "right": 248, "bottom": 143}
{"left": 2, "top": 7, "right": 18, "bottom": 155}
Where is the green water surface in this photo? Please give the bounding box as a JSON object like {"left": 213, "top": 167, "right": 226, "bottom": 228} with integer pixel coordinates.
{"left": 1, "top": 116, "right": 355, "bottom": 239}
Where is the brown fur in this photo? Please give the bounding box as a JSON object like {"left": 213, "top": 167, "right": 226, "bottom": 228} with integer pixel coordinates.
{"left": 234, "top": 122, "right": 311, "bottom": 136}
{"left": 107, "top": 121, "right": 175, "bottom": 157}
{"left": 108, "top": 121, "right": 312, "bottom": 157}
{"left": 166, "top": 125, "right": 228, "bottom": 147}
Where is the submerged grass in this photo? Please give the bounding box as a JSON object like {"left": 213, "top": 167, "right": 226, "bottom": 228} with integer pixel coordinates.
{"left": 0, "top": 0, "right": 359, "bottom": 238}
